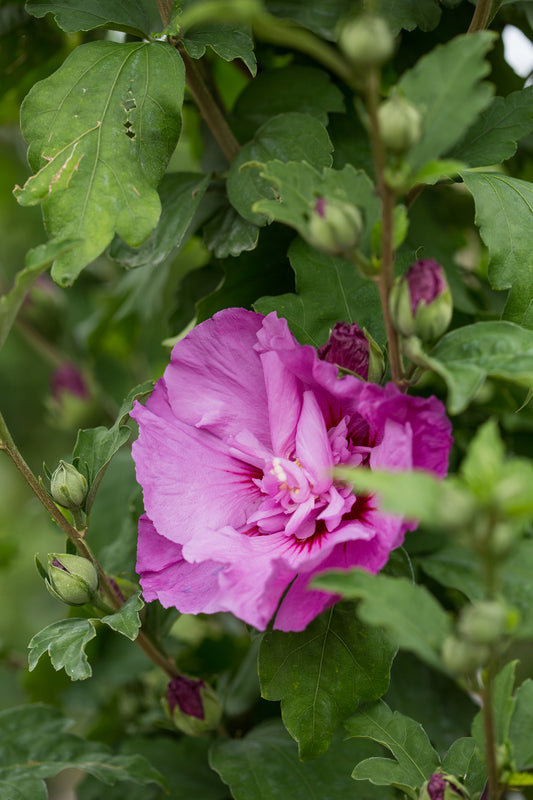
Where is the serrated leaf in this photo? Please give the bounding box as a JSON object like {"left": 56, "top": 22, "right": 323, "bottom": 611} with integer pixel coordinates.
{"left": 25, "top": 0, "right": 162, "bottom": 37}
{"left": 184, "top": 23, "right": 256, "bottom": 75}
{"left": 451, "top": 86, "right": 533, "bottom": 167}
{"left": 255, "top": 237, "right": 384, "bottom": 347}
{"left": 0, "top": 238, "right": 77, "bottom": 350}
{"left": 399, "top": 32, "right": 495, "bottom": 172}
{"left": 346, "top": 701, "right": 440, "bottom": 796}
{"left": 313, "top": 570, "right": 450, "bottom": 672}
{"left": 472, "top": 661, "right": 517, "bottom": 757}
{"left": 259, "top": 602, "right": 395, "bottom": 760}
{"left": 210, "top": 720, "right": 396, "bottom": 800}
{"left": 203, "top": 203, "right": 260, "bottom": 258}
{"left": 0, "top": 704, "right": 164, "bottom": 794}
{"left": 253, "top": 161, "right": 380, "bottom": 257}
{"left": 376, "top": 0, "right": 441, "bottom": 33}
{"left": 509, "top": 680, "right": 533, "bottom": 770}
{"left": 101, "top": 591, "right": 144, "bottom": 640}
{"left": 265, "top": 0, "right": 352, "bottom": 40}
{"left": 427, "top": 320, "right": 533, "bottom": 413}
{"left": 441, "top": 738, "right": 486, "bottom": 796}
{"left": 14, "top": 41, "right": 184, "bottom": 286}
{"left": 28, "top": 618, "right": 96, "bottom": 680}
{"left": 109, "top": 172, "right": 210, "bottom": 268}
{"left": 461, "top": 171, "right": 533, "bottom": 326}
{"left": 227, "top": 112, "right": 333, "bottom": 226}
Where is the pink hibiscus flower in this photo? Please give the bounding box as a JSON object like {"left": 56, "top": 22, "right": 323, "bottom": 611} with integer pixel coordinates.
{"left": 131, "top": 309, "right": 452, "bottom": 632}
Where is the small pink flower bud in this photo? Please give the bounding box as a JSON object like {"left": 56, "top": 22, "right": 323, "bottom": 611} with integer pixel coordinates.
{"left": 318, "top": 322, "right": 384, "bottom": 383}
{"left": 307, "top": 197, "right": 363, "bottom": 257}
{"left": 390, "top": 259, "right": 453, "bottom": 342}
{"left": 47, "top": 364, "right": 96, "bottom": 430}
{"left": 51, "top": 363, "right": 89, "bottom": 402}
{"left": 419, "top": 773, "right": 470, "bottom": 800}
{"left": 46, "top": 553, "right": 98, "bottom": 606}
{"left": 164, "top": 676, "right": 222, "bottom": 736}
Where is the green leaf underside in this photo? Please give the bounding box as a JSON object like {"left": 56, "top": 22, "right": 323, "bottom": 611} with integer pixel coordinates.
{"left": 399, "top": 32, "right": 495, "bottom": 172}
{"left": 0, "top": 238, "right": 78, "bottom": 351}
{"left": 313, "top": 570, "right": 450, "bottom": 672}
{"left": 227, "top": 113, "right": 333, "bottom": 226}
{"left": 253, "top": 161, "right": 379, "bottom": 257}
{"left": 25, "top": 0, "right": 162, "bottom": 37}
{"left": 209, "top": 720, "right": 397, "bottom": 799}
{"left": 427, "top": 320, "right": 533, "bottom": 414}
{"left": 109, "top": 172, "right": 210, "bottom": 268}
{"left": 184, "top": 23, "right": 257, "bottom": 76}
{"left": 255, "top": 237, "right": 384, "bottom": 347}
{"left": 462, "top": 171, "right": 533, "bottom": 326}
{"left": 451, "top": 86, "right": 533, "bottom": 167}
{"left": 259, "top": 602, "right": 395, "bottom": 760}
{"left": 0, "top": 704, "right": 163, "bottom": 794}
{"left": 346, "top": 701, "right": 440, "bottom": 795}
{"left": 14, "top": 40, "right": 184, "bottom": 286}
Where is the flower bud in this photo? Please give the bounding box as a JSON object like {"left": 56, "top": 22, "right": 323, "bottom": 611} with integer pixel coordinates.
{"left": 377, "top": 95, "right": 422, "bottom": 154}
{"left": 389, "top": 259, "right": 452, "bottom": 342}
{"left": 442, "top": 635, "right": 489, "bottom": 675}
{"left": 339, "top": 15, "right": 394, "bottom": 68}
{"left": 457, "top": 601, "right": 512, "bottom": 645}
{"left": 307, "top": 197, "right": 363, "bottom": 257}
{"left": 318, "top": 322, "right": 384, "bottom": 382}
{"left": 419, "top": 773, "right": 470, "bottom": 800}
{"left": 46, "top": 553, "right": 99, "bottom": 606}
{"left": 164, "top": 675, "right": 222, "bottom": 736}
{"left": 50, "top": 460, "right": 88, "bottom": 509}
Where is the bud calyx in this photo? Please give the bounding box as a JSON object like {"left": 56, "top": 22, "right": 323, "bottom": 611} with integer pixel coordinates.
{"left": 50, "top": 460, "right": 88, "bottom": 509}
{"left": 46, "top": 553, "right": 99, "bottom": 606}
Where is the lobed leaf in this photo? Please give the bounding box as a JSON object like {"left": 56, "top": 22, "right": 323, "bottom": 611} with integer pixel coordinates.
{"left": 28, "top": 618, "right": 96, "bottom": 680}
{"left": 25, "top": 0, "right": 162, "bottom": 37}
{"left": 259, "top": 602, "right": 395, "bottom": 760}
{"left": 101, "top": 591, "right": 144, "bottom": 641}
{"left": 14, "top": 41, "right": 184, "bottom": 286}
{"left": 184, "top": 23, "right": 257, "bottom": 75}
{"left": 376, "top": 0, "right": 441, "bottom": 33}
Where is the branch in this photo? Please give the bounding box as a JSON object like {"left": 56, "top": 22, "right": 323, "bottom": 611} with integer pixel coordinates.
{"left": 468, "top": 0, "right": 494, "bottom": 33}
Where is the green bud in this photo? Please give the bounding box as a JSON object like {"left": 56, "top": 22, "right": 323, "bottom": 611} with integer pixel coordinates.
{"left": 339, "top": 15, "right": 394, "bottom": 68}
{"left": 377, "top": 95, "right": 422, "bottom": 154}
{"left": 419, "top": 772, "right": 470, "bottom": 800}
{"left": 46, "top": 553, "right": 99, "bottom": 606}
{"left": 441, "top": 635, "right": 489, "bottom": 675}
{"left": 164, "top": 676, "right": 222, "bottom": 736}
{"left": 50, "top": 460, "right": 88, "bottom": 509}
{"left": 307, "top": 197, "right": 364, "bottom": 257}
{"left": 390, "top": 259, "right": 453, "bottom": 343}
{"left": 457, "top": 601, "right": 512, "bottom": 645}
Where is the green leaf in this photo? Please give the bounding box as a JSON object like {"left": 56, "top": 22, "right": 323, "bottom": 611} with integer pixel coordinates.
{"left": 509, "top": 679, "right": 533, "bottom": 770}
{"left": 0, "top": 704, "right": 164, "bottom": 794}
{"left": 101, "top": 591, "right": 144, "bottom": 641}
{"left": 426, "top": 320, "right": 533, "bottom": 414}
{"left": 461, "top": 171, "right": 533, "bottom": 326}
{"left": 376, "top": 0, "right": 441, "bottom": 33}
{"left": 203, "top": 203, "right": 260, "bottom": 258}
{"left": 232, "top": 65, "right": 344, "bottom": 141}
{"left": 0, "top": 238, "right": 77, "bottom": 350}
{"left": 255, "top": 237, "right": 384, "bottom": 347}
{"left": 14, "top": 41, "right": 184, "bottom": 286}
{"left": 210, "top": 720, "right": 396, "bottom": 800}
{"left": 259, "top": 602, "right": 395, "bottom": 760}
{"left": 184, "top": 23, "right": 256, "bottom": 76}
{"left": 28, "top": 618, "right": 97, "bottom": 680}
{"left": 472, "top": 661, "right": 517, "bottom": 757}
{"left": 450, "top": 87, "right": 533, "bottom": 167}
{"left": 459, "top": 418, "right": 505, "bottom": 500}
{"left": 109, "top": 172, "right": 210, "bottom": 269}
{"left": 227, "top": 113, "right": 333, "bottom": 226}
{"left": 25, "top": 0, "right": 162, "bottom": 37}
{"left": 399, "top": 32, "right": 495, "bottom": 173}
{"left": 265, "top": 0, "right": 352, "bottom": 40}
{"left": 411, "top": 159, "right": 465, "bottom": 187}
{"left": 441, "top": 739, "right": 486, "bottom": 797}
{"left": 253, "top": 161, "right": 380, "bottom": 257}
{"left": 345, "top": 701, "right": 440, "bottom": 796}
{"left": 313, "top": 570, "right": 451, "bottom": 672}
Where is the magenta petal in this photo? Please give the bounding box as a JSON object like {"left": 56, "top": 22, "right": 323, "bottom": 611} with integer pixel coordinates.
{"left": 296, "top": 390, "right": 333, "bottom": 493}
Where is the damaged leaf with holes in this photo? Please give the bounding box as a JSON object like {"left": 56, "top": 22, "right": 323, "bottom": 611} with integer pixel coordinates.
{"left": 14, "top": 40, "right": 184, "bottom": 286}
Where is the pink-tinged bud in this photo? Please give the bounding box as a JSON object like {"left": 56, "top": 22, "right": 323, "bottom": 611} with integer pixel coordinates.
{"left": 164, "top": 676, "right": 222, "bottom": 736}
{"left": 318, "top": 322, "right": 384, "bottom": 383}
{"left": 51, "top": 363, "right": 89, "bottom": 402}
{"left": 390, "top": 259, "right": 452, "bottom": 342}
{"left": 46, "top": 553, "right": 98, "bottom": 606}
{"left": 47, "top": 364, "right": 96, "bottom": 430}
{"left": 419, "top": 773, "right": 470, "bottom": 800}
{"left": 307, "top": 197, "right": 363, "bottom": 257}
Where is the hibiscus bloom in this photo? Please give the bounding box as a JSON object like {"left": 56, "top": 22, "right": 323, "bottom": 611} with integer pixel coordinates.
{"left": 131, "top": 309, "right": 452, "bottom": 631}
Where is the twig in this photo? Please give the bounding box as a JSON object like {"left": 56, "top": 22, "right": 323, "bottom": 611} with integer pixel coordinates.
{"left": 468, "top": 0, "right": 494, "bottom": 33}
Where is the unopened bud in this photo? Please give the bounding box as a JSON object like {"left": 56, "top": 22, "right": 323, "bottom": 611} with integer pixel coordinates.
{"left": 164, "top": 675, "right": 222, "bottom": 736}
{"left": 390, "top": 259, "right": 452, "bottom": 342}
{"left": 46, "top": 553, "right": 98, "bottom": 606}
{"left": 377, "top": 95, "right": 422, "bottom": 154}
{"left": 442, "top": 635, "right": 489, "bottom": 675}
{"left": 339, "top": 15, "right": 394, "bottom": 68}
{"left": 457, "top": 601, "right": 513, "bottom": 645}
{"left": 318, "top": 321, "right": 384, "bottom": 383}
{"left": 307, "top": 197, "right": 363, "bottom": 257}
{"left": 419, "top": 773, "right": 470, "bottom": 800}
{"left": 50, "top": 460, "right": 88, "bottom": 509}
